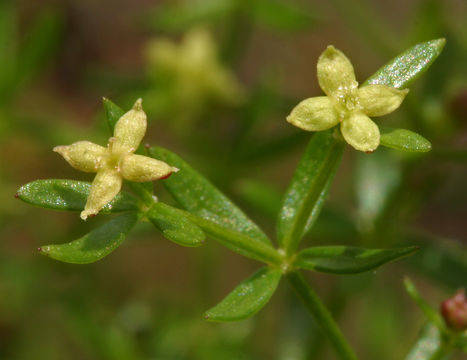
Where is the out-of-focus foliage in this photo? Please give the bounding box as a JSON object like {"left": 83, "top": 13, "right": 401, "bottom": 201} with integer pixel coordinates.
{"left": 2, "top": 0, "right": 467, "bottom": 359}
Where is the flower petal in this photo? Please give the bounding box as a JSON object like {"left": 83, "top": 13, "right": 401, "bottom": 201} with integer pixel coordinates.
{"left": 113, "top": 99, "right": 147, "bottom": 154}
{"left": 358, "top": 85, "right": 409, "bottom": 117}
{"left": 120, "top": 154, "right": 177, "bottom": 182}
{"left": 317, "top": 46, "right": 357, "bottom": 96}
{"left": 54, "top": 141, "right": 106, "bottom": 173}
{"left": 80, "top": 169, "right": 122, "bottom": 220}
{"left": 286, "top": 96, "right": 339, "bottom": 131}
{"left": 145, "top": 38, "right": 179, "bottom": 70}
{"left": 182, "top": 27, "right": 216, "bottom": 66}
{"left": 341, "top": 112, "right": 380, "bottom": 152}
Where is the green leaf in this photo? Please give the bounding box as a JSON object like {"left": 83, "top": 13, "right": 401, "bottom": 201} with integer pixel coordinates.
{"left": 248, "top": 0, "right": 315, "bottom": 32}
{"left": 16, "top": 9, "right": 63, "bottom": 88}
{"left": 148, "top": 147, "right": 271, "bottom": 245}
{"left": 295, "top": 246, "right": 419, "bottom": 274}
{"left": 405, "top": 324, "right": 442, "bottom": 360}
{"left": 364, "top": 38, "right": 446, "bottom": 89}
{"left": 17, "top": 179, "right": 140, "bottom": 213}
{"left": 204, "top": 267, "right": 281, "bottom": 322}
{"left": 379, "top": 127, "right": 432, "bottom": 152}
{"left": 404, "top": 277, "right": 446, "bottom": 330}
{"left": 103, "top": 97, "right": 125, "bottom": 133}
{"left": 147, "top": 202, "right": 205, "bottom": 247}
{"left": 38, "top": 212, "right": 138, "bottom": 264}
{"left": 277, "top": 130, "right": 344, "bottom": 255}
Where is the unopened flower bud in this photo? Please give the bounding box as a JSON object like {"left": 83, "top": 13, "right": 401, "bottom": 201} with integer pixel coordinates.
{"left": 440, "top": 289, "right": 467, "bottom": 331}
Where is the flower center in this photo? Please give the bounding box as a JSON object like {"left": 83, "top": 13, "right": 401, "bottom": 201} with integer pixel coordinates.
{"left": 331, "top": 81, "right": 362, "bottom": 120}
{"left": 103, "top": 137, "right": 132, "bottom": 171}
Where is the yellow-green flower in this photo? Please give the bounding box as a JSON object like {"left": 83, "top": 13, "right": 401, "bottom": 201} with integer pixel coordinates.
{"left": 145, "top": 27, "right": 244, "bottom": 106}
{"left": 54, "top": 99, "right": 178, "bottom": 220}
{"left": 287, "top": 46, "right": 409, "bottom": 152}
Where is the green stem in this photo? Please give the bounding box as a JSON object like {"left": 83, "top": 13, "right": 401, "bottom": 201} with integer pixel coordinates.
{"left": 183, "top": 210, "right": 283, "bottom": 266}
{"left": 286, "top": 271, "right": 359, "bottom": 360}
{"left": 141, "top": 193, "right": 282, "bottom": 266}
{"left": 428, "top": 345, "right": 450, "bottom": 360}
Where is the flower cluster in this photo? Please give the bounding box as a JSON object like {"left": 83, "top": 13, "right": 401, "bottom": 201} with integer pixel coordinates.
{"left": 54, "top": 99, "right": 178, "bottom": 220}
{"left": 145, "top": 27, "right": 244, "bottom": 106}
{"left": 287, "top": 46, "right": 409, "bottom": 152}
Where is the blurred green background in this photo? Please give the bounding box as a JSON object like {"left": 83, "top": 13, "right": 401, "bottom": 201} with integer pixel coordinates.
{"left": 1, "top": 0, "right": 466, "bottom": 359}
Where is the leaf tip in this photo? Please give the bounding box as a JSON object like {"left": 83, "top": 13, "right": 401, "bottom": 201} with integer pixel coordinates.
{"left": 14, "top": 192, "right": 20, "bottom": 199}
{"left": 37, "top": 246, "right": 51, "bottom": 256}
{"left": 432, "top": 38, "right": 446, "bottom": 49}
{"left": 403, "top": 276, "right": 414, "bottom": 291}
{"left": 405, "top": 245, "right": 420, "bottom": 254}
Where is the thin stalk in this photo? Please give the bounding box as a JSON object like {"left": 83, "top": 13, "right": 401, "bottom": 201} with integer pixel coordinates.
{"left": 183, "top": 210, "right": 283, "bottom": 266}
{"left": 286, "top": 271, "right": 359, "bottom": 360}
{"left": 428, "top": 345, "right": 450, "bottom": 360}
{"left": 141, "top": 194, "right": 283, "bottom": 266}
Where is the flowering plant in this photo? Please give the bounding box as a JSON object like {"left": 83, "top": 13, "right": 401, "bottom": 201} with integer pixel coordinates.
{"left": 16, "top": 38, "right": 467, "bottom": 360}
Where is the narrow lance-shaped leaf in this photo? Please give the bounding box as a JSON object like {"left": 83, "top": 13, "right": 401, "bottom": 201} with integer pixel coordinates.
{"left": 363, "top": 38, "right": 446, "bottom": 89}
{"left": 147, "top": 202, "right": 205, "bottom": 247}
{"left": 379, "top": 127, "right": 432, "bottom": 152}
{"left": 294, "top": 246, "right": 419, "bottom": 274}
{"left": 277, "top": 129, "right": 344, "bottom": 255}
{"left": 204, "top": 267, "right": 282, "bottom": 322}
{"left": 38, "top": 212, "right": 139, "bottom": 264}
{"left": 103, "top": 97, "right": 125, "bottom": 133}
{"left": 16, "top": 179, "right": 139, "bottom": 213}
{"left": 149, "top": 146, "right": 271, "bottom": 245}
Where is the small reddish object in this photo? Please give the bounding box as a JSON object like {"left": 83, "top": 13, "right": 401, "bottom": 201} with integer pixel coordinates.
{"left": 160, "top": 172, "right": 173, "bottom": 180}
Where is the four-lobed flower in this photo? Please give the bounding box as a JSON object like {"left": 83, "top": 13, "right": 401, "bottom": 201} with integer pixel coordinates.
{"left": 54, "top": 99, "right": 178, "bottom": 220}
{"left": 145, "top": 27, "right": 244, "bottom": 107}
{"left": 287, "top": 46, "right": 409, "bottom": 152}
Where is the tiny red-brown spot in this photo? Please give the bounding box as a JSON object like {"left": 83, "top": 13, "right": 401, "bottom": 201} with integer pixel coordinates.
{"left": 145, "top": 143, "right": 150, "bottom": 149}
{"left": 14, "top": 193, "right": 19, "bottom": 198}
{"left": 365, "top": 151, "right": 374, "bottom": 155}
{"left": 89, "top": 214, "right": 97, "bottom": 218}
{"left": 160, "top": 172, "right": 173, "bottom": 180}
{"left": 37, "top": 247, "right": 42, "bottom": 252}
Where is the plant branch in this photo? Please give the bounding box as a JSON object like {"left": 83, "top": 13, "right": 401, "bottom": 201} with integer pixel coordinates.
{"left": 286, "top": 271, "right": 359, "bottom": 360}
